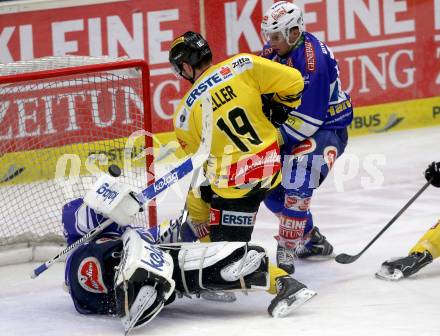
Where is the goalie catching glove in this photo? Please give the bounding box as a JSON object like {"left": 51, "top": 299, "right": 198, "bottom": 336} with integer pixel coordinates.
{"left": 84, "top": 173, "right": 144, "bottom": 226}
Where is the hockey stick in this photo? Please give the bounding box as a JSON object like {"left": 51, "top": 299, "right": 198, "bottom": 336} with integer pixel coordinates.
{"left": 335, "top": 179, "right": 432, "bottom": 264}
{"left": 31, "top": 93, "right": 213, "bottom": 278}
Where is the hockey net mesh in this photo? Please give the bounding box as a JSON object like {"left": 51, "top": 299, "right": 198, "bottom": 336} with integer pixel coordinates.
{"left": 0, "top": 56, "right": 154, "bottom": 248}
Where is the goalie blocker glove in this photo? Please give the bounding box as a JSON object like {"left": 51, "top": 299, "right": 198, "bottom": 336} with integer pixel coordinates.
{"left": 375, "top": 251, "right": 433, "bottom": 281}
{"left": 425, "top": 161, "right": 440, "bottom": 187}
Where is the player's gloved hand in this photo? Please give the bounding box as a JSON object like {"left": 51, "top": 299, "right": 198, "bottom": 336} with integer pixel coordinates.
{"left": 270, "top": 102, "right": 290, "bottom": 127}
{"left": 261, "top": 94, "right": 290, "bottom": 128}
{"left": 425, "top": 161, "right": 440, "bottom": 187}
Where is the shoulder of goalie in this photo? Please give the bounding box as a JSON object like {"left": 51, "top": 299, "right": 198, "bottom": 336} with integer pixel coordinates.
{"left": 114, "top": 228, "right": 176, "bottom": 334}
{"left": 83, "top": 173, "right": 144, "bottom": 226}
{"left": 160, "top": 241, "right": 269, "bottom": 295}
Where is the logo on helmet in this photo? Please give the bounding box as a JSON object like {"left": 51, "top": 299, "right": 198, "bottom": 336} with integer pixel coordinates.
{"left": 271, "top": 7, "right": 287, "bottom": 21}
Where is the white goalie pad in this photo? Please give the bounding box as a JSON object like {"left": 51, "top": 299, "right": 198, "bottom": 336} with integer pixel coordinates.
{"left": 220, "top": 249, "right": 266, "bottom": 282}
{"left": 116, "top": 228, "right": 175, "bottom": 292}
{"left": 177, "top": 242, "right": 248, "bottom": 271}
{"left": 121, "top": 285, "right": 158, "bottom": 334}
{"left": 115, "top": 228, "right": 176, "bottom": 334}
{"left": 175, "top": 242, "right": 269, "bottom": 292}
{"left": 83, "top": 173, "right": 142, "bottom": 226}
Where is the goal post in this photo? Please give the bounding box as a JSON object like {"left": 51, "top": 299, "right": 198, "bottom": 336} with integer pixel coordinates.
{"left": 0, "top": 56, "right": 157, "bottom": 264}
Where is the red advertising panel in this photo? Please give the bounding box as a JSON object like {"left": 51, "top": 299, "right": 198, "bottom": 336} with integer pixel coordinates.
{"left": 1, "top": 0, "right": 440, "bottom": 136}
{"left": 204, "top": 0, "right": 440, "bottom": 106}
{"left": 0, "top": 0, "right": 198, "bottom": 133}
{"left": 0, "top": 73, "right": 144, "bottom": 152}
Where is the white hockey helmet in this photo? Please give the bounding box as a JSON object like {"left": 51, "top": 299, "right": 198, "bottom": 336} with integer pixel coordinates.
{"left": 261, "top": 1, "right": 304, "bottom": 45}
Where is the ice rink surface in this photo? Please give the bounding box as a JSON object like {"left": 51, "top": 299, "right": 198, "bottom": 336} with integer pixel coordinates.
{"left": 1, "top": 126, "right": 440, "bottom": 336}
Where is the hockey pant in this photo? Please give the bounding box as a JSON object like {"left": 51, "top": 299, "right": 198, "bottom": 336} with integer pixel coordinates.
{"left": 410, "top": 219, "right": 440, "bottom": 258}
{"left": 183, "top": 183, "right": 275, "bottom": 243}
{"left": 181, "top": 186, "right": 288, "bottom": 294}
{"left": 264, "top": 128, "right": 348, "bottom": 249}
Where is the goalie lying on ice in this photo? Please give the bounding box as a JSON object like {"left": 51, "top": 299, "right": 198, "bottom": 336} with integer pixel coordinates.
{"left": 62, "top": 175, "right": 316, "bottom": 334}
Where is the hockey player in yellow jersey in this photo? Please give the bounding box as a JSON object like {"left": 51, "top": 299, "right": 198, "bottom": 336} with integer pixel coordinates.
{"left": 376, "top": 162, "right": 440, "bottom": 280}
{"left": 170, "top": 31, "right": 303, "bottom": 243}
{"left": 169, "top": 31, "right": 315, "bottom": 313}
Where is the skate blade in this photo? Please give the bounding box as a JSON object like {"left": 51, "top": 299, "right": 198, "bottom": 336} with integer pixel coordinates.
{"left": 375, "top": 266, "right": 404, "bottom": 281}
{"left": 298, "top": 253, "right": 336, "bottom": 261}
{"left": 271, "top": 288, "right": 317, "bottom": 318}
{"left": 200, "top": 291, "right": 237, "bottom": 303}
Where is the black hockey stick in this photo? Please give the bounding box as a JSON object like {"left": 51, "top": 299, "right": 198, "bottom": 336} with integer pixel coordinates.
{"left": 335, "top": 179, "right": 432, "bottom": 264}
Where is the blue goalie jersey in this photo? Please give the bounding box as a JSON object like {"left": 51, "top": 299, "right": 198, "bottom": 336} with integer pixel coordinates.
{"left": 62, "top": 198, "right": 160, "bottom": 315}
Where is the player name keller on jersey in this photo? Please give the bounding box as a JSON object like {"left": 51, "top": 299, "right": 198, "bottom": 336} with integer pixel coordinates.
{"left": 175, "top": 55, "right": 254, "bottom": 131}
{"left": 182, "top": 55, "right": 252, "bottom": 108}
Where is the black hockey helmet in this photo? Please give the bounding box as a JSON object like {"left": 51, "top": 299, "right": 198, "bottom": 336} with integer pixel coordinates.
{"left": 169, "top": 31, "right": 212, "bottom": 80}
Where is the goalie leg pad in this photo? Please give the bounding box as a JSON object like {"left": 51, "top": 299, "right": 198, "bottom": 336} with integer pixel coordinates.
{"left": 220, "top": 249, "right": 266, "bottom": 282}
{"left": 162, "top": 242, "right": 270, "bottom": 296}
{"left": 114, "top": 228, "right": 176, "bottom": 332}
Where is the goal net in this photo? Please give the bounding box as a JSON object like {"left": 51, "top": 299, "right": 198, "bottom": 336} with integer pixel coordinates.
{"left": 0, "top": 56, "right": 156, "bottom": 262}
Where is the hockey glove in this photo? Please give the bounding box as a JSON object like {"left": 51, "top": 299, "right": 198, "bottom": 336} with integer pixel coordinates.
{"left": 425, "top": 161, "right": 440, "bottom": 187}
{"left": 261, "top": 94, "right": 290, "bottom": 128}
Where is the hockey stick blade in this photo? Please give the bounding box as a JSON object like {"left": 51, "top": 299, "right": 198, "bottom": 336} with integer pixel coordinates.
{"left": 335, "top": 179, "right": 432, "bottom": 265}
{"left": 31, "top": 93, "right": 213, "bottom": 279}
{"left": 334, "top": 253, "right": 359, "bottom": 264}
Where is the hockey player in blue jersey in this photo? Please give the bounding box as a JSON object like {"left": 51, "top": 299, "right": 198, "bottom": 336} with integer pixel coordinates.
{"left": 260, "top": 1, "right": 353, "bottom": 274}
{"left": 62, "top": 169, "right": 316, "bottom": 334}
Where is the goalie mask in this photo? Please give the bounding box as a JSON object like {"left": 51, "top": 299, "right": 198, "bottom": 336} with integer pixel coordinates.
{"left": 261, "top": 1, "right": 304, "bottom": 47}
{"left": 114, "top": 228, "right": 175, "bottom": 334}
{"left": 169, "top": 31, "right": 212, "bottom": 83}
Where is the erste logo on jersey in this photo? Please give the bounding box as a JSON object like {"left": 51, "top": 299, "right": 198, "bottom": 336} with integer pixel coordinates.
{"left": 186, "top": 72, "right": 225, "bottom": 107}
{"left": 219, "top": 66, "right": 233, "bottom": 79}
{"left": 221, "top": 210, "right": 256, "bottom": 227}
{"left": 78, "top": 257, "right": 108, "bottom": 294}
{"left": 209, "top": 208, "right": 221, "bottom": 226}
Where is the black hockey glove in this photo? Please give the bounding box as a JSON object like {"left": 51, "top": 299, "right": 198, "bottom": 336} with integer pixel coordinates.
{"left": 261, "top": 94, "right": 290, "bottom": 128}
{"left": 425, "top": 161, "right": 440, "bottom": 187}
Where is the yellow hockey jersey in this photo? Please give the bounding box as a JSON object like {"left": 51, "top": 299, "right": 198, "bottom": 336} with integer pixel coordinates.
{"left": 173, "top": 53, "right": 304, "bottom": 199}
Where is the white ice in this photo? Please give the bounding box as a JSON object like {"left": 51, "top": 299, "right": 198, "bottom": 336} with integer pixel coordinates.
{"left": 1, "top": 126, "right": 440, "bottom": 336}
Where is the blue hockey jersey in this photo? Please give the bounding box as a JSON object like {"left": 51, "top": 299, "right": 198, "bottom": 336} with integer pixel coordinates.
{"left": 261, "top": 32, "right": 353, "bottom": 147}
{"left": 62, "top": 198, "right": 160, "bottom": 315}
